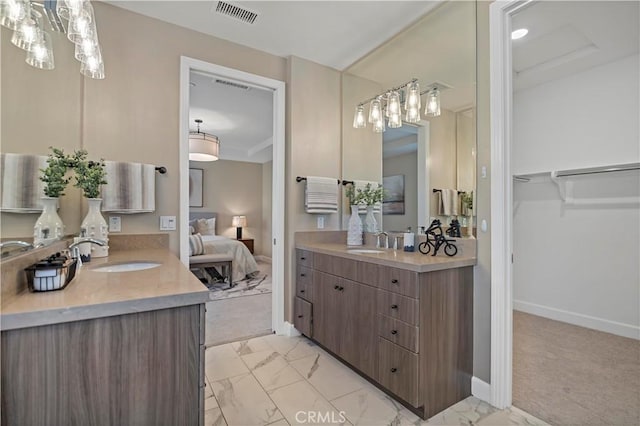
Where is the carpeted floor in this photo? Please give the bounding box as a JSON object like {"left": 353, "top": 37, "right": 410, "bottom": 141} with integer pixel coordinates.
{"left": 513, "top": 311, "right": 640, "bottom": 426}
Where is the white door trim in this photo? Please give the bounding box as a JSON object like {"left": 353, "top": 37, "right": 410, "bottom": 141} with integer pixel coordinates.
{"left": 179, "top": 56, "right": 287, "bottom": 335}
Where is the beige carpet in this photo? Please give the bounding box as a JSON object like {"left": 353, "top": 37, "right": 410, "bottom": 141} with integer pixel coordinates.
{"left": 513, "top": 311, "right": 640, "bottom": 426}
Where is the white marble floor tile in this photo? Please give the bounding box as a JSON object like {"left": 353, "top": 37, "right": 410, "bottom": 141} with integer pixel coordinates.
{"left": 242, "top": 349, "right": 305, "bottom": 391}
{"left": 260, "top": 334, "right": 327, "bottom": 361}
{"left": 330, "top": 387, "right": 412, "bottom": 426}
{"left": 206, "top": 343, "right": 250, "bottom": 382}
{"left": 477, "top": 406, "right": 550, "bottom": 426}
{"left": 266, "top": 419, "right": 291, "bottom": 426}
{"left": 233, "top": 335, "right": 277, "bottom": 356}
{"left": 269, "top": 380, "right": 350, "bottom": 426}
{"left": 290, "top": 352, "right": 369, "bottom": 401}
{"left": 204, "top": 407, "right": 227, "bottom": 426}
{"left": 212, "top": 373, "right": 284, "bottom": 426}
{"left": 205, "top": 392, "right": 219, "bottom": 411}
{"left": 426, "top": 396, "right": 496, "bottom": 425}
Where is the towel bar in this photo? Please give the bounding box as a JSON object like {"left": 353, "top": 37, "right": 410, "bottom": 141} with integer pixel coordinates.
{"left": 155, "top": 166, "right": 167, "bottom": 174}
{"left": 296, "top": 176, "right": 341, "bottom": 184}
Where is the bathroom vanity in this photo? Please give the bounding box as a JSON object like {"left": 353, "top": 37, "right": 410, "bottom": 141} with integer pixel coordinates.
{"left": 294, "top": 241, "right": 475, "bottom": 419}
{"left": 0, "top": 248, "right": 210, "bottom": 426}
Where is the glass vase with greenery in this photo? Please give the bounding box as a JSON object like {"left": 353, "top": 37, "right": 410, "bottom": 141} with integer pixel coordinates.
{"left": 72, "top": 149, "right": 107, "bottom": 198}
{"left": 358, "top": 183, "right": 385, "bottom": 206}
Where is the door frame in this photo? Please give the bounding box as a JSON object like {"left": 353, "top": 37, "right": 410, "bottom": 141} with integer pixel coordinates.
{"left": 179, "top": 56, "right": 287, "bottom": 335}
{"left": 489, "top": 0, "right": 533, "bottom": 409}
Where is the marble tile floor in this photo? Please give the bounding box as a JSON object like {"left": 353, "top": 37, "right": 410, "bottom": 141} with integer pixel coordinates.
{"left": 204, "top": 334, "right": 548, "bottom": 426}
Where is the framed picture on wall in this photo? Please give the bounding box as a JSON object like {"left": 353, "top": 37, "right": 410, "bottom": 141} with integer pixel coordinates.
{"left": 382, "top": 175, "right": 405, "bottom": 215}
{"left": 189, "top": 168, "right": 203, "bottom": 207}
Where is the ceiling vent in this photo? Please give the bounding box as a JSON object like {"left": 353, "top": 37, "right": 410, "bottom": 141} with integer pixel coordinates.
{"left": 214, "top": 79, "right": 251, "bottom": 91}
{"left": 215, "top": 1, "right": 258, "bottom": 25}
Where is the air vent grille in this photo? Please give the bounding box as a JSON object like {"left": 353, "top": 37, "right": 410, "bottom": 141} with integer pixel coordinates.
{"left": 215, "top": 1, "right": 258, "bottom": 25}
{"left": 214, "top": 79, "right": 251, "bottom": 90}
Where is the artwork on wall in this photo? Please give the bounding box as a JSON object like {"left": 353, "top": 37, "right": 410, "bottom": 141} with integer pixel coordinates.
{"left": 383, "top": 174, "right": 405, "bottom": 215}
{"left": 189, "top": 168, "right": 203, "bottom": 207}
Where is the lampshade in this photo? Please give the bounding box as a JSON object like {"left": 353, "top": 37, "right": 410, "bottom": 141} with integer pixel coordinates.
{"left": 232, "top": 215, "right": 247, "bottom": 227}
{"left": 189, "top": 119, "right": 220, "bottom": 162}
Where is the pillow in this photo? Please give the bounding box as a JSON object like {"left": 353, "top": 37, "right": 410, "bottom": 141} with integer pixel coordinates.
{"left": 189, "top": 233, "right": 204, "bottom": 256}
{"left": 195, "top": 218, "right": 216, "bottom": 236}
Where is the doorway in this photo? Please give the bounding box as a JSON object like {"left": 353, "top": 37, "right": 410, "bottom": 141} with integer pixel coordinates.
{"left": 179, "top": 57, "right": 286, "bottom": 339}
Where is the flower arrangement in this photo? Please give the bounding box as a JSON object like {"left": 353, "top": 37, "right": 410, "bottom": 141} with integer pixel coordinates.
{"left": 461, "top": 191, "right": 473, "bottom": 211}
{"left": 346, "top": 183, "right": 385, "bottom": 206}
{"left": 40, "top": 147, "right": 73, "bottom": 198}
{"left": 71, "top": 149, "right": 107, "bottom": 198}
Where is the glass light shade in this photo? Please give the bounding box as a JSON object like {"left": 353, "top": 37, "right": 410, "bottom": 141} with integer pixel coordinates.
{"left": 0, "top": 0, "right": 29, "bottom": 30}
{"left": 352, "top": 105, "right": 366, "bottom": 129}
{"left": 232, "top": 215, "right": 247, "bottom": 227}
{"left": 405, "top": 105, "right": 420, "bottom": 123}
{"left": 368, "top": 98, "right": 382, "bottom": 123}
{"left": 372, "top": 117, "right": 385, "bottom": 133}
{"left": 189, "top": 132, "right": 220, "bottom": 161}
{"left": 11, "top": 16, "right": 42, "bottom": 51}
{"left": 80, "top": 57, "right": 105, "bottom": 79}
{"left": 387, "top": 91, "right": 401, "bottom": 117}
{"left": 405, "top": 82, "right": 421, "bottom": 110}
{"left": 75, "top": 37, "right": 99, "bottom": 62}
{"left": 67, "top": 10, "right": 96, "bottom": 44}
{"left": 57, "top": 0, "right": 86, "bottom": 21}
{"left": 388, "top": 112, "right": 402, "bottom": 129}
{"left": 26, "top": 31, "right": 54, "bottom": 70}
{"left": 425, "top": 88, "right": 441, "bottom": 117}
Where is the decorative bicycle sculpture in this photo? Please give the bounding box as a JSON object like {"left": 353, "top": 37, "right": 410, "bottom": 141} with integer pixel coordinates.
{"left": 418, "top": 219, "right": 458, "bottom": 257}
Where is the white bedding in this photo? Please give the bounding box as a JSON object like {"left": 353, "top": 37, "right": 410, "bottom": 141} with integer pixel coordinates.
{"left": 201, "top": 235, "right": 259, "bottom": 282}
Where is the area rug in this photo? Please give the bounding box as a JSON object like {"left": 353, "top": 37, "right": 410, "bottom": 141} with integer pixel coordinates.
{"left": 201, "top": 260, "right": 272, "bottom": 301}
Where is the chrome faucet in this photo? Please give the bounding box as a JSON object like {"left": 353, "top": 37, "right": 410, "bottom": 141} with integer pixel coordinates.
{"left": 375, "top": 232, "right": 389, "bottom": 249}
{"left": 0, "top": 240, "right": 35, "bottom": 250}
{"left": 68, "top": 238, "right": 107, "bottom": 268}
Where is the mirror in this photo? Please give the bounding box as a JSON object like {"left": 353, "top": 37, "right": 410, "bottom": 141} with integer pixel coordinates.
{"left": 1, "top": 27, "right": 84, "bottom": 248}
{"left": 341, "top": 0, "right": 477, "bottom": 235}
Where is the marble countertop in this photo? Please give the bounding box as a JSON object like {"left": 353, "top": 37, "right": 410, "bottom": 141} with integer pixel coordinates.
{"left": 295, "top": 242, "right": 476, "bottom": 273}
{"left": 1, "top": 249, "right": 210, "bottom": 331}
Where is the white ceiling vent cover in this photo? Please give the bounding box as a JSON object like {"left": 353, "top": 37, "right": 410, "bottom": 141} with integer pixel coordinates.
{"left": 215, "top": 1, "right": 258, "bottom": 25}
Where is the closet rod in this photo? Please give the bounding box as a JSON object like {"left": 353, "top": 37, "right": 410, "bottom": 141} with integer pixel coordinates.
{"left": 555, "top": 162, "right": 640, "bottom": 177}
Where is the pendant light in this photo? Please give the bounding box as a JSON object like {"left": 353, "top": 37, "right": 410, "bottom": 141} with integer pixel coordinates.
{"left": 425, "top": 87, "right": 441, "bottom": 117}
{"left": 352, "top": 104, "right": 366, "bottom": 128}
{"left": 189, "top": 119, "right": 220, "bottom": 162}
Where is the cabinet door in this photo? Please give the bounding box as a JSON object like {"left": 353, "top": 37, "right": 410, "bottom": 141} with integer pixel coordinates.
{"left": 340, "top": 280, "right": 378, "bottom": 378}
{"left": 294, "top": 297, "right": 313, "bottom": 337}
{"left": 312, "top": 270, "right": 342, "bottom": 354}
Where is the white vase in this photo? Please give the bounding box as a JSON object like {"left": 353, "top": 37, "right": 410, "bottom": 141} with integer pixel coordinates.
{"left": 81, "top": 198, "right": 109, "bottom": 258}
{"left": 347, "top": 205, "right": 363, "bottom": 246}
{"left": 33, "top": 197, "right": 64, "bottom": 246}
{"left": 364, "top": 205, "right": 378, "bottom": 233}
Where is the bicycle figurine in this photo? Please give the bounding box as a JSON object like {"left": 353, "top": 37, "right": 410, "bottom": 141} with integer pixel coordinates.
{"left": 418, "top": 219, "right": 458, "bottom": 257}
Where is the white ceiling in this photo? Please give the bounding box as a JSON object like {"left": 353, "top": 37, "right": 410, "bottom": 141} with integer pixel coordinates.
{"left": 512, "top": 1, "right": 639, "bottom": 91}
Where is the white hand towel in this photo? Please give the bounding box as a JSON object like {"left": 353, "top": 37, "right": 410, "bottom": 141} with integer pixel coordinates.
{"left": 438, "top": 189, "right": 459, "bottom": 216}
{"left": 0, "top": 153, "right": 47, "bottom": 212}
{"left": 101, "top": 161, "right": 156, "bottom": 213}
{"left": 305, "top": 176, "right": 338, "bottom": 213}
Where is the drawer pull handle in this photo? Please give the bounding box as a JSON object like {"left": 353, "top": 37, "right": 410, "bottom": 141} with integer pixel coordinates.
{"left": 338, "top": 286, "right": 344, "bottom": 291}
{"left": 390, "top": 368, "right": 398, "bottom": 373}
{"left": 301, "top": 273, "right": 306, "bottom": 277}
{"left": 391, "top": 304, "right": 398, "bottom": 310}
{"left": 334, "top": 285, "right": 340, "bottom": 290}
{"left": 301, "top": 257, "right": 306, "bottom": 260}
{"left": 390, "top": 330, "right": 398, "bottom": 335}
{"left": 297, "top": 315, "right": 303, "bottom": 318}
{"left": 391, "top": 279, "right": 399, "bottom": 284}
{"left": 300, "top": 290, "right": 305, "bottom": 293}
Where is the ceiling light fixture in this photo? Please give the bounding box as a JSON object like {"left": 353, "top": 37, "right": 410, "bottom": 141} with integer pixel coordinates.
{"left": 511, "top": 28, "right": 528, "bottom": 40}
{"left": 0, "top": 0, "right": 105, "bottom": 78}
{"left": 189, "top": 119, "right": 220, "bottom": 162}
{"left": 353, "top": 78, "right": 443, "bottom": 132}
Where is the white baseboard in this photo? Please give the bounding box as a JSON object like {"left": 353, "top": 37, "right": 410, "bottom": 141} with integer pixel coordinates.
{"left": 280, "top": 321, "right": 301, "bottom": 337}
{"left": 471, "top": 376, "right": 491, "bottom": 404}
{"left": 255, "top": 255, "right": 272, "bottom": 264}
{"left": 514, "top": 300, "right": 640, "bottom": 340}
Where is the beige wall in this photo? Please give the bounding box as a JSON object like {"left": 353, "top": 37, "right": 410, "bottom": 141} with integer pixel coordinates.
{"left": 189, "top": 159, "right": 265, "bottom": 253}
{"left": 426, "top": 109, "right": 457, "bottom": 219}
{"left": 383, "top": 151, "right": 418, "bottom": 232}
{"left": 261, "top": 161, "right": 273, "bottom": 257}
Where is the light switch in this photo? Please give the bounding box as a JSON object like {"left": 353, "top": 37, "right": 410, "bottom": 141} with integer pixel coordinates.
{"left": 160, "top": 216, "right": 176, "bottom": 231}
{"left": 109, "top": 216, "right": 121, "bottom": 232}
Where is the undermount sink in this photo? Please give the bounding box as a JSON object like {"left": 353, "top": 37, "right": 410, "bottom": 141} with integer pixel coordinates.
{"left": 92, "top": 261, "right": 161, "bottom": 273}
{"left": 347, "top": 249, "right": 385, "bottom": 254}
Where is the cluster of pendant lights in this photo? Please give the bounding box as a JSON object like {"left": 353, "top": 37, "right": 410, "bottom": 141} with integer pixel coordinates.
{"left": 0, "top": 0, "right": 105, "bottom": 79}
{"left": 353, "top": 80, "right": 441, "bottom": 132}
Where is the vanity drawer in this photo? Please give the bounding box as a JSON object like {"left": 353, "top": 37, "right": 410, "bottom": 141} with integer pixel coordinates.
{"left": 377, "top": 289, "right": 419, "bottom": 325}
{"left": 357, "top": 262, "right": 380, "bottom": 287}
{"left": 296, "top": 266, "right": 313, "bottom": 302}
{"left": 379, "top": 267, "right": 418, "bottom": 298}
{"left": 294, "top": 297, "right": 313, "bottom": 338}
{"left": 377, "top": 314, "right": 419, "bottom": 353}
{"left": 314, "top": 253, "right": 359, "bottom": 282}
{"left": 296, "top": 249, "right": 314, "bottom": 268}
{"left": 378, "top": 337, "right": 420, "bottom": 407}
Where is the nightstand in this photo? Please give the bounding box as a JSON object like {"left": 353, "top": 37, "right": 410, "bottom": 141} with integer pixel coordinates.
{"left": 238, "top": 238, "right": 254, "bottom": 254}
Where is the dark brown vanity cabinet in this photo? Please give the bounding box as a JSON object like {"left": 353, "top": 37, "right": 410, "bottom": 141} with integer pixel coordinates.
{"left": 293, "top": 248, "right": 474, "bottom": 419}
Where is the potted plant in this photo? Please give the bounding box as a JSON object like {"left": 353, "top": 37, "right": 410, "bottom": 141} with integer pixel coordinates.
{"left": 72, "top": 149, "right": 109, "bottom": 258}
{"left": 357, "top": 183, "right": 385, "bottom": 233}
{"left": 34, "top": 147, "right": 73, "bottom": 245}
{"left": 461, "top": 191, "right": 474, "bottom": 237}
{"left": 345, "top": 184, "right": 364, "bottom": 246}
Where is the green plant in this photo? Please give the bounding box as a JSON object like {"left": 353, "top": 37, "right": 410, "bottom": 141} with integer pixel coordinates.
{"left": 358, "top": 183, "right": 385, "bottom": 206}
{"left": 461, "top": 191, "right": 473, "bottom": 211}
{"left": 345, "top": 184, "right": 363, "bottom": 206}
{"left": 72, "top": 149, "right": 107, "bottom": 198}
{"left": 40, "top": 147, "right": 73, "bottom": 198}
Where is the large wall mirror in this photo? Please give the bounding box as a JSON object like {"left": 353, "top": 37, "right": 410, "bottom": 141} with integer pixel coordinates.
{"left": 341, "top": 0, "right": 477, "bottom": 235}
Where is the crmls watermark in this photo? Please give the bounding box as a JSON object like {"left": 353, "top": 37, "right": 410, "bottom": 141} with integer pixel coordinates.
{"left": 294, "top": 410, "right": 347, "bottom": 424}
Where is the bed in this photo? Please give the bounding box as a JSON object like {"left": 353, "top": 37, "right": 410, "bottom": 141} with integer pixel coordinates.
{"left": 189, "top": 212, "right": 259, "bottom": 283}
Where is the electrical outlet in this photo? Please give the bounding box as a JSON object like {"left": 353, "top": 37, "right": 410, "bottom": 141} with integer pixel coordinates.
{"left": 109, "top": 216, "right": 121, "bottom": 232}
{"left": 317, "top": 216, "right": 325, "bottom": 229}
{"left": 160, "top": 216, "right": 176, "bottom": 231}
